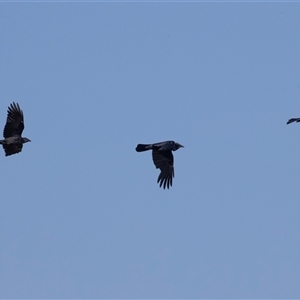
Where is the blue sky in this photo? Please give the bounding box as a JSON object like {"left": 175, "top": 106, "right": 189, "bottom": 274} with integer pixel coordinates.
{"left": 0, "top": 2, "right": 300, "bottom": 298}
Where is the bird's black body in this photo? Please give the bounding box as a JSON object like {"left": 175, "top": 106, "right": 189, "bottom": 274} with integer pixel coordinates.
{"left": 0, "top": 102, "right": 31, "bottom": 156}
{"left": 287, "top": 118, "right": 300, "bottom": 125}
{"left": 136, "top": 141, "right": 184, "bottom": 189}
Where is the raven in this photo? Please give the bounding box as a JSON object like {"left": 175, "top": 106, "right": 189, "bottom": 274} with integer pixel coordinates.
{"left": 135, "top": 141, "right": 184, "bottom": 189}
{"left": 0, "top": 102, "right": 31, "bottom": 156}
{"left": 287, "top": 118, "right": 300, "bottom": 125}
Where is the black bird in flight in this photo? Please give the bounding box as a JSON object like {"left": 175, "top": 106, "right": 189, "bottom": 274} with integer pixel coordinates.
{"left": 136, "top": 141, "right": 184, "bottom": 189}
{"left": 0, "top": 102, "right": 31, "bottom": 156}
{"left": 287, "top": 118, "right": 300, "bottom": 125}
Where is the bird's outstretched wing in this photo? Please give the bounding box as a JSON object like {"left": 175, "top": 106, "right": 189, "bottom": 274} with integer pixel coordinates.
{"left": 152, "top": 150, "right": 174, "bottom": 189}
{"left": 3, "top": 143, "right": 23, "bottom": 156}
{"left": 287, "top": 118, "right": 300, "bottom": 125}
{"left": 3, "top": 102, "right": 24, "bottom": 138}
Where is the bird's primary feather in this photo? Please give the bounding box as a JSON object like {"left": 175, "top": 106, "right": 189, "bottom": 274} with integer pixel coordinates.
{"left": 152, "top": 149, "right": 174, "bottom": 189}
{"left": 287, "top": 117, "right": 300, "bottom": 125}
{"left": 3, "top": 102, "right": 24, "bottom": 138}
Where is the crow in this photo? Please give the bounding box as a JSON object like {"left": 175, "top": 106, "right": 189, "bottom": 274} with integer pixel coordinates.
{"left": 287, "top": 118, "right": 300, "bottom": 125}
{"left": 136, "top": 141, "right": 184, "bottom": 189}
{"left": 0, "top": 102, "right": 31, "bottom": 156}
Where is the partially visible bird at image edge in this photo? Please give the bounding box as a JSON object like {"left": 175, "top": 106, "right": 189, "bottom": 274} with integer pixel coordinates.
{"left": 135, "top": 141, "right": 184, "bottom": 189}
{"left": 287, "top": 117, "right": 300, "bottom": 125}
{"left": 0, "top": 102, "right": 31, "bottom": 156}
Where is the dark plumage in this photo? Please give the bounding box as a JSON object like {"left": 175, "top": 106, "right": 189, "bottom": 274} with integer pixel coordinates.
{"left": 287, "top": 118, "right": 300, "bottom": 125}
{"left": 135, "top": 141, "right": 184, "bottom": 189}
{"left": 0, "top": 102, "right": 31, "bottom": 156}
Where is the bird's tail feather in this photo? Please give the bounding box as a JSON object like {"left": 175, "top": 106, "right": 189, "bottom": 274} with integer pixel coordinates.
{"left": 135, "top": 144, "right": 152, "bottom": 152}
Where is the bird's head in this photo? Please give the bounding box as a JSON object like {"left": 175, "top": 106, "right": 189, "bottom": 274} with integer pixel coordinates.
{"left": 22, "top": 137, "right": 31, "bottom": 143}
{"left": 175, "top": 142, "right": 184, "bottom": 150}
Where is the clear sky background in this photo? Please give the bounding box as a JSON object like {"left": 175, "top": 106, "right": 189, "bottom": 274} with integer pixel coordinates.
{"left": 0, "top": 2, "right": 300, "bottom": 299}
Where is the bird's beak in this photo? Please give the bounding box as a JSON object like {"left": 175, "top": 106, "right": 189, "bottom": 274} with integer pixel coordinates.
{"left": 179, "top": 144, "right": 184, "bottom": 148}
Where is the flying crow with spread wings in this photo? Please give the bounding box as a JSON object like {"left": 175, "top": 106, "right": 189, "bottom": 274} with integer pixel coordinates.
{"left": 0, "top": 102, "right": 31, "bottom": 156}
{"left": 287, "top": 118, "right": 300, "bottom": 125}
{"left": 135, "top": 141, "right": 184, "bottom": 189}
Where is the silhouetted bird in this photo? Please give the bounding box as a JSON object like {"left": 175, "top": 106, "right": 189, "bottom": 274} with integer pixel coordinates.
{"left": 0, "top": 102, "right": 31, "bottom": 156}
{"left": 287, "top": 118, "right": 300, "bottom": 125}
{"left": 136, "top": 141, "right": 184, "bottom": 189}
